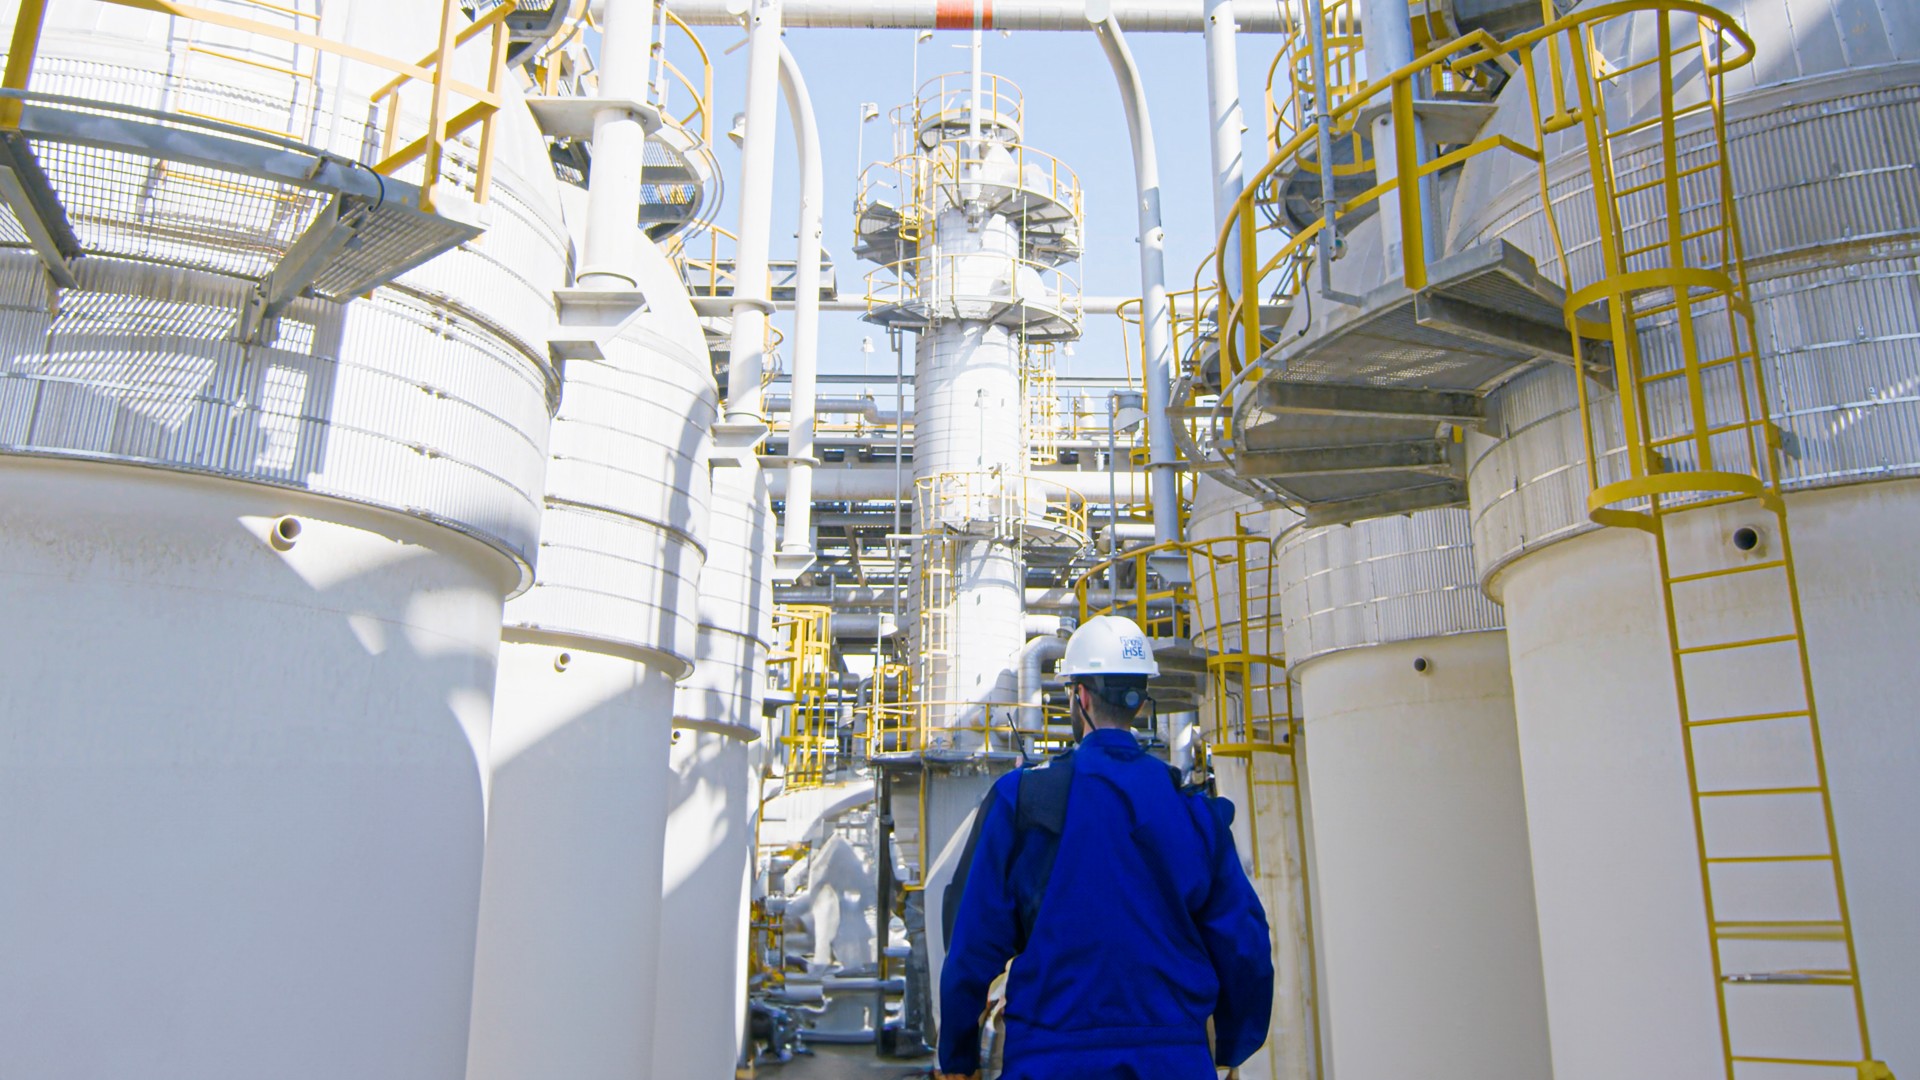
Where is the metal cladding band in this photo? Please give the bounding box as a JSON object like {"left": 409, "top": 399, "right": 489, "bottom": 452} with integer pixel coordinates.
{"left": 1453, "top": 60, "right": 1920, "bottom": 591}
{"left": 1094, "top": 16, "right": 1179, "bottom": 544}
{"left": 1274, "top": 508, "right": 1505, "bottom": 669}
{"left": 666, "top": 0, "right": 1297, "bottom": 31}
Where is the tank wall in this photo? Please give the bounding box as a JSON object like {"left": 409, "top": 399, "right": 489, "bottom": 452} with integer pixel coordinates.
{"left": 465, "top": 643, "right": 677, "bottom": 1080}
{"left": 1296, "top": 632, "right": 1551, "bottom": 1080}
{"left": 1491, "top": 481, "right": 1920, "bottom": 1079}
{"left": 0, "top": 460, "right": 504, "bottom": 1080}
{"left": 654, "top": 727, "right": 756, "bottom": 1079}
{"left": 1494, "top": 525, "right": 1740, "bottom": 1080}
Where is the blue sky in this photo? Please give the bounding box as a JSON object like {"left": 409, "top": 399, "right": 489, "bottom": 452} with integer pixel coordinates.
{"left": 690, "top": 24, "right": 1281, "bottom": 388}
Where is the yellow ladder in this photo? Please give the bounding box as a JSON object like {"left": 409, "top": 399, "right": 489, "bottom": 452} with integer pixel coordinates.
{"left": 1187, "top": 535, "right": 1323, "bottom": 1080}
{"left": 1514, "top": 6, "right": 1889, "bottom": 1077}
{"left": 774, "top": 605, "right": 834, "bottom": 789}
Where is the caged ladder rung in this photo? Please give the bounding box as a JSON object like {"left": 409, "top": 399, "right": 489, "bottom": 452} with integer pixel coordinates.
{"left": 1508, "top": 3, "right": 1892, "bottom": 1078}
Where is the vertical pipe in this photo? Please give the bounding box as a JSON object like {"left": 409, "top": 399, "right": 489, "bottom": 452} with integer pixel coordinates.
{"left": 1201, "top": 0, "right": 1245, "bottom": 286}
{"left": 725, "top": 0, "right": 785, "bottom": 421}
{"left": 578, "top": 0, "right": 658, "bottom": 287}
{"left": 1093, "top": 16, "right": 1179, "bottom": 544}
{"left": 778, "top": 43, "right": 822, "bottom": 574}
{"left": 1359, "top": 0, "right": 1436, "bottom": 278}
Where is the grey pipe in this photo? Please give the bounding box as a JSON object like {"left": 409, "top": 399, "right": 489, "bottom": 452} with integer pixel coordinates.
{"left": 777, "top": 42, "right": 823, "bottom": 577}
{"left": 1017, "top": 633, "right": 1071, "bottom": 732}
{"left": 765, "top": 464, "right": 1149, "bottom": 501}
{"left": 764, "top": 394, "right": 907, "bottom": 426}
{"left": 666, "top": 0, "right": 1299, "bottom": 33}
{"left": 1093, "top": 16, "right": 1179, "bottom": 545}
{"left": 1202, "top": 0, "right": 1246, "bottom": 287}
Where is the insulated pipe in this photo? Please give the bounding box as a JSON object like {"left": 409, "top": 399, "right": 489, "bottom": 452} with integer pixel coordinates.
{"left": 1202, "top": 0, "right": 1245, "bottom": 289}
{"left": 1093, "top": 16, "right": 1178, "bottom": 544}
{"left": 1017, "top": 632, "right": 1070, "bottom": 732}
{"left": 777, "top": 42, "right": 823, "bottom": 574}
{"left": 577, "top": 0, "right": 657, "bottom": 286}
{"left": 764, "top": 395, "right": 907, "bottom": 425}
{"left": 764, "top": 464, "right": 1147, "bottom": 500}
{"left": 667, "top": 0, "right": 1298, "bottom": 32}
{"left": 724, "top": 0, "right": 784, "bottom": 422}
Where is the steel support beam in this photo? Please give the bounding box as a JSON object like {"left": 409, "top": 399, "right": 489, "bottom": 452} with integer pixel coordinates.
{"left": 0, "top": 132, "right": 79, "bottom": 287}
{"left": 1253, "top": 381, "right": 1485, "bottom": 422}
{"left": 1237, "top": 439, "right": 1454, "bottom": 478}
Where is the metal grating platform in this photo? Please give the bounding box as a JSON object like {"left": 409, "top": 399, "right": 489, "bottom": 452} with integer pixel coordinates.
{"left": 1232, "top": 240, "right": 1611, "bottom": 525}
{"left": 1, "top": 93, "right": 482, "bottom": 335}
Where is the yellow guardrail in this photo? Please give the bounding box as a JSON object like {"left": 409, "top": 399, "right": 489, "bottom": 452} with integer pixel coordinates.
{"left": 914, "top": 469, "right": 1090, "bottom": 545}
{"left": 4, "top": 0, "right": 517, "bottom": 210}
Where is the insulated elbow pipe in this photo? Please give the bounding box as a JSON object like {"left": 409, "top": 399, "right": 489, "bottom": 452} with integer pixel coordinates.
{"left": 1018, "top": 632, "right": 1070, "bottom": 733}
{"left": 777, "top": 41, "right": 823, "bottom": 579}
{"left": 1094, "top": 15, "right": 1180, "bottom": 545}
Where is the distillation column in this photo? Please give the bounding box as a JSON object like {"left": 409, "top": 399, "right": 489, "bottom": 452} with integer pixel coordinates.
{"left": 1273, "top": 510, "right": 1552, "bottom": 1080}
{"left": 0, "top": 2, "right": 570, "bottom": 1075}
{"left": 1452, "top": 4, "right": 1920, "bottom": 1071}
{"left": 858, "top": 66, "right": 1085, "bottom": 860}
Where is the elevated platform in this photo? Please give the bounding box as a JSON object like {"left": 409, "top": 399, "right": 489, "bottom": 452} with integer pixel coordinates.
{"left": 0, "top": 93, "right": 482, "bottom": 338}
{"left": 1231, "top": 240, "right": 1612, "bottom": 525}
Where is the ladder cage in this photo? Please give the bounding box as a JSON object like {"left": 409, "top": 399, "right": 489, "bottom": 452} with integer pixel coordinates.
{"left": 1499, "top": 3, "right": 1890, "bottom": 1076}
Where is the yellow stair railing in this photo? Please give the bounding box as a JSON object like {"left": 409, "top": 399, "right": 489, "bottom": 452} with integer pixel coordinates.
{"left": 1462, "top": 3, "right": 1891, "bottom": 1076}
{"left": 772, "top": 605, "right": 835, "bottom": 790}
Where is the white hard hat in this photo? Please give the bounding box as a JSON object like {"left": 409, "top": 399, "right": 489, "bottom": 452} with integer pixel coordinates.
{"left": 1060, "top": 614, "right": 1161, "bottom": 678}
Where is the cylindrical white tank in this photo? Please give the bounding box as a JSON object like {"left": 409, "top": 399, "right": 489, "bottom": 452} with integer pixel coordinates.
{"left": 1275, "top": 510, "right": 1552, "bottom": 1080}
{"left": 1453, "top": 3, "right": 1920, "bottom": 1073}
{"left": 0, "top": 3, "right": 568, "bottom": 1073}
{"left": 654, "top": 457, "right": 776, "bottom": 1080}
{"left": 467, "top": 237, "right": 717, "bottom": 1079}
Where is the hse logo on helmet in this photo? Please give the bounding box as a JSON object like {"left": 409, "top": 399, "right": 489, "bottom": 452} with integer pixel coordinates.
{"left": 1121, "top": 637, "right": 1147, "bottom": 661}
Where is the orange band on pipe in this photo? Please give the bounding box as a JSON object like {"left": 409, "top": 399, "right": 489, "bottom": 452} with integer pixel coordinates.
{"left": 934, "top": 0, "right": 991, "bottom": 29}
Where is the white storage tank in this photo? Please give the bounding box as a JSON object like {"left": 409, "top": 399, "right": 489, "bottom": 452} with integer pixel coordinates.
{"left": 1274, "top": 509, "right": 1551, "bottom": 1080}
{"left": 0, "top": 1, "right": 568, "bottom": 1075}
{"left": 653, "top": 456, "right": 776, "bottom": 1080}
{"left": 1452, "top": 1, "right": 1920, "bottom": 1074}
{"left": 466, "top": 238, "right": 717, "bottom": 1080}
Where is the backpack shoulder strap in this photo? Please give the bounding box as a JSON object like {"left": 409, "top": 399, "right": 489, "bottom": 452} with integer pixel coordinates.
{"left": 1015, "top": 749, "right": 1075, "bottom": 838}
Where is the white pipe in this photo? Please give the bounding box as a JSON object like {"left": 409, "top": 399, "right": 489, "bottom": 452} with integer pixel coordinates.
{"left": 764, "top": 464, "right": 1148, "bottom": 501}
{"left": 777, "top": 42, "right": 823, "bottom": 574}
{"left": 1017, "top": 632, "right": 1070, "bottom": 732}
{"left": 667, "top": 0, "right": 1299, "bottom": 32}
{"left": 1093, "top": 16, "right": 1179, "bottom": 545}
{"left": 577, "top": 0, "right": 658, "bottom": 287}
{"left": 1202, "top": 0, "right": 1245, "bottom": 289}
{"left": 691, "top": 294, "right": 1153, "bottom": 316}
{"left": 724, "top": 0, "right": 784, "bottom": 422}
{"left": 764, "top": 394, "right": 906, "bottom": 425}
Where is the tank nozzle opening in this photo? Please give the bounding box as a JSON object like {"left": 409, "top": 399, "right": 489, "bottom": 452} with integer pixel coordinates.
{"left": 1412, "top": 656, "right": 1431, "bottom": 675}
{"left": 554, "top": 651, "right": 574, "bottom": 672}
{"left": 1732, "top": 525, "right": 1762, "bottom": 553}
{"left": 269, "top": 515, "right": 302, "bottom": 551}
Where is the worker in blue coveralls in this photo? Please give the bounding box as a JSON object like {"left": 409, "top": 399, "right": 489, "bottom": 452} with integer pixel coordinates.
{"left": 938, "top": 614, "right": 1274, "bottom": 1080}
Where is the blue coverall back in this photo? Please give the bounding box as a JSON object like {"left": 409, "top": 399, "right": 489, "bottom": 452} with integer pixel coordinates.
{"left": 939, "top": 728, "right": 1275, "bottom": 1079}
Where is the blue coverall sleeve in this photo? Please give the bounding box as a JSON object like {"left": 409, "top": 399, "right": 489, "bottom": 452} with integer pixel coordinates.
{"left": 1195, "top": 797, "right": 1276, "bottom": 1067}
{"left": 938, "top": 779, "right": 1023, "bottom": 1077}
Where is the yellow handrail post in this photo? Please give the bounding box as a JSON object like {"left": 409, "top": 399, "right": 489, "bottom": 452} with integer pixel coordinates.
{"left": 1, "top": 0, "right": 52, "bottom": 131}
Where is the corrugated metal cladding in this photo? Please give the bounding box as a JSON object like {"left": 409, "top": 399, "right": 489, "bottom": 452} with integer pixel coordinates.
{"left": 0, "top": 254, "right": 554, "bottom": 572}
{"left": 1273, "top": 510, "right": 1505, "bottom": 668}
{"left": 1447, "top": 2, "right": 1920, "bottom": 587}
{"left": 503, "top": 326, "right": 718, "bottom": 669}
